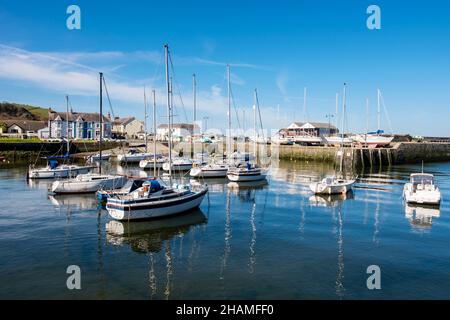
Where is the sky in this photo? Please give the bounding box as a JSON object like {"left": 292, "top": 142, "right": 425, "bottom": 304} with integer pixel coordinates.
{"left": 0, "top": 0, "right": 450, "bottom": 136}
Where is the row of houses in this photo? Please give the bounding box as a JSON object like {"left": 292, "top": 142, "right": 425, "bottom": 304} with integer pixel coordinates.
{"left": 1, "top": 107, "right": 337, "bottom": 143}
{"left": 0, "top": 109, "right": 147, "bottom": 140}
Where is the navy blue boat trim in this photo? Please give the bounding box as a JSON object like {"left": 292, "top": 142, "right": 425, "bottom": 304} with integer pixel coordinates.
{"left": 107, "top": 189, "right": 207, "bottom": 211}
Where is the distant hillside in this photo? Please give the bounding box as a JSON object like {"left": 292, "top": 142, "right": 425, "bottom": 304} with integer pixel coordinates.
{"left": 0, "top": 102, "right": 49, "bottom": 121}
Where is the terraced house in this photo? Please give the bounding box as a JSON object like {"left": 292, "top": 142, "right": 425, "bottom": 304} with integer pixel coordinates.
{"left": 48, "top": 109, "right": 112, "bottom": 140}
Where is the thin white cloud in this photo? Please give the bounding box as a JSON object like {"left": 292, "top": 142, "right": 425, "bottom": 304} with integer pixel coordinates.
{"left": 276, "top": 71, "right": 288, "bottom": 96}
{"left": 0, "top": 44, "right": 230, "bottom": 120}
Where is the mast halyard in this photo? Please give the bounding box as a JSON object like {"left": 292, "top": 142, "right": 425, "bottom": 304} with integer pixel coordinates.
{"left": 164, "top": 44, "right": 172, "bottom": 183}
{"left": 144, "top": 87, "right": 148, "bottom": 153}
{"left": 340, "top": 83, "right": 347, "bottom": 175}
{"left": 153, "top": 89, "right": 157, "bottom": 177}
{"left": 99, "top": 72, "right": 103, "bottom": 175}
{"left": 227, "top": 64, "right": 232, "bottom": 162}
{"left": 377, "top": 88, "right": 381, "bottom": 134}
{"left": 192, "top": 73, "right": 196, "bottom": 158}
{"left": 65, "top": 95, "right": 70, "bottom": 156}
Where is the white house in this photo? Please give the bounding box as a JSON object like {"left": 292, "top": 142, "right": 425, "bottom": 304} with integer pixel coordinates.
{"left": 280, "top": 122, "right": 339, "bottom": 138}
{"left": 48, "top": 109, "right": 112, "bottom": 140}
{"left": 112, "top": 117, "right": 144, "bottom": 139}
{"left": 157, "top": 123, "right": 199, "bottom": 141}
{"left": 0, "top": 120, "right": 47, "bottom": 138}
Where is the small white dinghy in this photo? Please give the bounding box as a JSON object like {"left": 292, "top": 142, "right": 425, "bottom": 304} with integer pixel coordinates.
{"left": 403, "top": 173, "right": 441, "bottom": 206}
{"left": 309, "top": 176, "right": 356, "bottom": 195}
{"left": 51, "top": 173, "right": 127, "bottom": 194}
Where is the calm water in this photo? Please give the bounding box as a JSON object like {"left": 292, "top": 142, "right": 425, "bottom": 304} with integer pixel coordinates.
{"left": 1, "top": 161, "right": 449, "bottom": 300}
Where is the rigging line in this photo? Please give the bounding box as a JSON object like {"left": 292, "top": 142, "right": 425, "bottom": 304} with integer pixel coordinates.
{"left": 102, "top": 76, "right": 129, "bottom": 164}
{"left": 254, "top": 90, "right": 265, "bottom": 141}
{"left": 229, "top": 86, "right": 242, "bottom": 130}
{"left": 168, "top": 51, "right": 189, "bottom": 124}
{"left": 379, "top": 91, "right": 394, "bottom": 135}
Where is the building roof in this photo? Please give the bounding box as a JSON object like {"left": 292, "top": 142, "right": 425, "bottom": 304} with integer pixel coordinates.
{"left": 113, "top": 117, "right": 136, "bottom": 126}
{"left": 288, "top": 122, "right": 338, "bottom": 130}
{"left": 49, "top": 111, "right": 110, "bottom": 123}
{"left": 158, "top": 123, "right": 200, "bottom": 130}
{"left": 2, "top": 120, "right": 47, "bottom": 132}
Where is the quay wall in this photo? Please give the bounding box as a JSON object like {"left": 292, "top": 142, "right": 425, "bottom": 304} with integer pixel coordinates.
{"left": 276, "top": 142, "right": 450, "bottom": 167}
{"left": 0, "top": 141, "right": 123, "bottom": 164}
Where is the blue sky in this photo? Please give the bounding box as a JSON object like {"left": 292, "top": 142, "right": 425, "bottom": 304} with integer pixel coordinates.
{"left": 0, "top": 0, "right": 450, "bottom": 136}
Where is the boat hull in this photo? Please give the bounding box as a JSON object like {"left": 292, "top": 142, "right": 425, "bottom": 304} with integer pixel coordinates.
{"left": 52, "top": 176, "right": 127, "bottom": 194}
{"left": 28, "top": 166, "right": 93, "bottom": 179}
{"left": 309, "top": 181, "right": 355, "bottom": 195}
{"left": 227, "top": 171, "right": 267, "bottom": 182}
{"left": 139, "top": 160, "right": 165, "bottom": 170}
{"left": 403, "top": 183, "right": 441, "bottom": 205}
{"left": 118, "top": 154, "right": 151, "bottom": 163}
{"left": 163, "top": 163, "right": 193, "bottom": 171}
{"left": 190, "top": 167, "right": 228, "bottom": 178}
{"left": 106, "top": 189, "right": 208, "bottom": 221}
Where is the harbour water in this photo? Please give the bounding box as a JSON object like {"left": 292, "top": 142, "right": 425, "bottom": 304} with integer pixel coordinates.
{"left": 1, "top": 161, "right": 449, "bottom": 299}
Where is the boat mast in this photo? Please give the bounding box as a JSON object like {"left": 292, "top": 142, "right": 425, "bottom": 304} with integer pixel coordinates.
{"left": 99, "top": 72, "right": 103, "bottom": 175}
{"left": 144, "top": 87, "right": 148, "bottom": 153}
{"left": 340, "top": 83, "right": 347, "bottom": 174}
{"left": 253, "top": 91, "right": 257, "bottom": 161}
{"left": 335, "top": 93, "right": 339, "bottom": 130}
{"left": 227, "top": 64, "right": 231, "bottom": 161}
{"left": 164, "top": 44, "right": 172, "bottom": 182}
{"left": 192, "top": 73, "right": 196, "bottom": 158}
{"left": 366, "top": 98, "right": 369, "bottom": 146}
{"left": 303, "top": 87, "right": 308, "bottom": 122}
{"left": 65, "top": 95, "right": 70, "bottom": 156}
{"left": 153, "top": 89, "right": 157, "bottom": 177}
{"left": 377, "top": 89, "right": 381, "bottom": 134}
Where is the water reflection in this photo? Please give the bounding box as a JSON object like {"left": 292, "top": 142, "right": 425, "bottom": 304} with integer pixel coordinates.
{"left": 335, "top": 203, "right": 345, "bottom": 299}
{"left": 309, "top": 191, "right": 355, "bottom": 208}
{"left": 48, "top": 194, "right": 99, "bottom": 210}
{"left": 105, "top": 209, "right": 207, "bottom": 253}
{"left": 405, "top": 204, "right": 441, "bottom": 230}
{"left": 228, "top": 180, "right": 269, "bottom": 203}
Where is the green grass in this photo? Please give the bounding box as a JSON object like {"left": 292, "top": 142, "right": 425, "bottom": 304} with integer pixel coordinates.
{"left": 23, "top": 106, "right": 49, "bottom": 120}
{"left": 0, "top": 137, "right": 43, "bottom": 143}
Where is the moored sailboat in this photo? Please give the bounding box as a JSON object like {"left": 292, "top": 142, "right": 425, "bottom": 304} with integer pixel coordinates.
{"left": 310, "top": 84, "right": 356, "bottom": 195}
{"left": 106, "top": 44, "right": 208, "bottom": 221}
{"left": 51, "top": 73, "right": 127, "bottom": 194}
{"left": 28, "top": 95, "right": 94, "bottom": 179}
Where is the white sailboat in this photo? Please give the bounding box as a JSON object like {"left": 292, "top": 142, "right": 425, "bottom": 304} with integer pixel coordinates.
{"left": 163, "top": 157, "right": 193, "bottom": 171}
{"left": 310, "top": 84, "right": 356, "bottom": 195}
{"left": 352, "top": 89, "right": 394, "bottom": 148}
{"left": 226, "top": 88, "right": 267, "bottom": 182}
{"left": 117, "top": 150, "right": 153, "bottom": 163}
{"left": 28, "top": 95, "right": 94, "bottom": 179}
{"left": 51, "top": 73, "right": 127, "bottom": 194}
{"left": 106, "top": 44, "right": 208, "bottom": 221}
{"left": 139, "top": 90, "right": 167, "bottom": 171}
{"left": 189, "top": 73, "right": 228, "bottom": 178}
